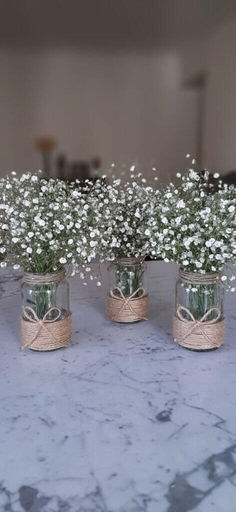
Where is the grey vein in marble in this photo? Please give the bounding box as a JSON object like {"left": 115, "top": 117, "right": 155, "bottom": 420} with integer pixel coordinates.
{"left": 0, "top": 262, "right": 235, "bottom": 511}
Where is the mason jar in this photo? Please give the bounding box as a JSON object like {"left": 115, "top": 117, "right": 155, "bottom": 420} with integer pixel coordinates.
{"left": 21, "top": 269, "right": 72, "bottom": 350}
{"left": 107, "top": 257, "right": 148, "bottom": 323}
{"left": 173, "top": 269, "right": 225, "bottom": 350}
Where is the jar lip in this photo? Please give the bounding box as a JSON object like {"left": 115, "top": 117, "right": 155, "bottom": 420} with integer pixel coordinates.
{"left": 23, "top": 268, "right": 66, "bottom": 284}
{"left": 179, "top": 268, "right": 221, "bottom": 276}
{"left": 179, "top": 268, "right": 221, "bottom": 284}
{"left": 114, "top": 257, "right": 145, "bottom": 265}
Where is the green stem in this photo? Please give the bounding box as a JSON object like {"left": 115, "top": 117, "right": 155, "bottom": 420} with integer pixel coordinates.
{"left": 186, "top": 285, "right": 219, "bottom": 321}
{"left": 114, "top": 263, "right": 144, "bottom": 297}
{"left": 33, "top": 283, "right": 57, "bottom": 319}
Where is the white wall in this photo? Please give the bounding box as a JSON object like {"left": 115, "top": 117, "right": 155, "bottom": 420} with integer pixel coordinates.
{"left": 0, "top": 48, "right": 198, "bottom": 182}
{"left": 181, "top": 16, "right": 236, "bottom": 173}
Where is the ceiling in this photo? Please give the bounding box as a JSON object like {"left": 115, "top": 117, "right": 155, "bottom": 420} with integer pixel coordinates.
{"left": 0, "top": 0, "right": 236, "bottom": 50}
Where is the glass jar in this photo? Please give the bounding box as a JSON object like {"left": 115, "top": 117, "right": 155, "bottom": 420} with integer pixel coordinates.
{"left": 173, "top": 269, "right": 225, "bottom": 350}
{"left": 21, "top": 269, "right": 71, "bottom": 350}
{"left": 107, "top": 257, "right": 148, "bottom": 323}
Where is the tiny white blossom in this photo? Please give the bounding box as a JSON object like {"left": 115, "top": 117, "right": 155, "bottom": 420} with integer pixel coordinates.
{"left": 176, "top": 200, "right": 185, "bottom": 209}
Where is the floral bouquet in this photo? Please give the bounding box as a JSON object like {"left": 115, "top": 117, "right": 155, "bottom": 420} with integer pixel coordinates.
{"left": 87, "top": 168, "right": 160, "bottom": 322}
{"left": 151, "top": 169, "right": 235, "bottom": 275}
{"left": 151, "top": 168, "right": 236, "bottom": 349}
{"left": 0, "top": 171, "right": 100, "bottom": 349}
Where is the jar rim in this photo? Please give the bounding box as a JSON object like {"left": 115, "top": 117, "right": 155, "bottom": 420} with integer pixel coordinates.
{"left": 179, "top": 268, "right": 221, "bottom": 284}
{"left": 114, "top": 257, "right": 145, "bottom": 265}
{"left": 23, "top": 268, "right": 66, "bottom": 285}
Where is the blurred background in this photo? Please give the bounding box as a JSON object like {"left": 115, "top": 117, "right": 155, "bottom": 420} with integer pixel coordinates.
{"left": 0, "top": 0, "right": 236, "bottom": 184}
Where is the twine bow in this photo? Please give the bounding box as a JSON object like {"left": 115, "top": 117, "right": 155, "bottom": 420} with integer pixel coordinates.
{"left": 22, "top": 306, "right": 62, "bottom": 349}
{"left": 110, "top": 287, "right": 147, "bottom": 320}
{"left": 176, "top": 305, "right": 221, "bottom": 343}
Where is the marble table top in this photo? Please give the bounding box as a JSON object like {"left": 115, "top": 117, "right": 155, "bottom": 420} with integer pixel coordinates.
{"left": 0, "top": 261, "right": 236, "bottom": 512}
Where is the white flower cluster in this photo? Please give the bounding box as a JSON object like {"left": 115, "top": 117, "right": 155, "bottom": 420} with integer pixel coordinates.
{"left": 150, "top": 169, "right": 236, "bottom": 286}
{"left": 0, "top": 168, "right": 235, "bottom": 291}
{"left": 0, "top": 171, "right": 100, "bottom": 276}
{"left": 87, "top": 169, "right": 159, "bottom": 261}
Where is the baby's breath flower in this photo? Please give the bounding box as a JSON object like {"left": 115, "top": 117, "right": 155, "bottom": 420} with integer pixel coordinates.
{"left": 151, "top": 167, "right": 236, "bottom": 280}
{"left": 0, "top": 171, "right": 100, "bottom": 280}
{"left": 88, "top": 166, "right": 161, "bottom": 261}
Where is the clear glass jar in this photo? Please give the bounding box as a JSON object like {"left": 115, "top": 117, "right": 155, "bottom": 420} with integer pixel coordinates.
{"left": 107, "top": 257, "right": 148, "bottom": 323}
{"left": 108, "top": 257, "right": 148, "bottom": 299}
{"left": 174, "top": 269, "right": 225, "bottom": 350}
{"left": 21, "top": 269, "right": 71, "bottom": 351}
{"left": 21, "top": 269, "right": 70, "bottom": 321}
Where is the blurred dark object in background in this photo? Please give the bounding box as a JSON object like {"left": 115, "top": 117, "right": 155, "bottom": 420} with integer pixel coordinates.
{"left": 35, "top": 136, "right": 57, "bottom": 177}
{"left": 69, "top": 161, "right": 90, "bottom": 181}
{"left": 223, "top": 171, "right": 236, "bottom": 185}
{"left": 35, "top": 136, "right": 95, "bottom": 181}
{"left": 56, "top": 154, "right": 67, "bottom": 180}
{"left": 198, "top": 170, "right": 236, "bottom": 193}
{"left": 91, "top": 156, "right": 102, "bottom": 176}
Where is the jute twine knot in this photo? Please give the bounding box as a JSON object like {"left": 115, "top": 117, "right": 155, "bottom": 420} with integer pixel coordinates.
{"left": 173, "top": 305, "right": 225, "bottom": 351}
{"left": 107, "top": 287, "right": 148, "bottom": 323}
{"left": 21, "top": 306, "right": 72, "bottom": 351}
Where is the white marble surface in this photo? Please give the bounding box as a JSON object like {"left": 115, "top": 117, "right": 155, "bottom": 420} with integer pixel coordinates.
{"left": 0, "top": 261, "right": 236, "bottom": 512}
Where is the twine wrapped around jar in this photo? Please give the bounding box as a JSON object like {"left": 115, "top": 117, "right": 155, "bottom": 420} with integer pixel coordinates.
{"left": 107, "top": 287, "right": 148, "bottom": 323}
{"left": 178, "top": 270, "right": 221, "bottom": 286}
{"left": 21, "top": 270, "right": 72, "bottom": 351}
{"left": 173, "top": 270, "right": 225, "bottom": 350}
{"left": 173, "top": 306, "right": 225, "bottom": 350}
{"left": 23, "top": 269, "right": 66, "bottom": 285}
